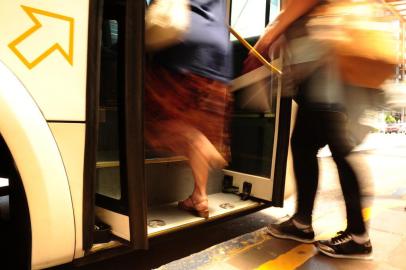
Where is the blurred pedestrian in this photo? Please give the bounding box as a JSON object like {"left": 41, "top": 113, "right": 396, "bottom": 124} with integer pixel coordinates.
{"left": 244, "top": 0, "right": 394, "bottom": 259}
{"left": 145, "top": 0, "right": 232, "bottom": 219}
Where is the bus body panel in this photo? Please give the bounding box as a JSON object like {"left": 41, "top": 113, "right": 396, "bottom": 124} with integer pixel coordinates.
{"left": 0, "top": 61, "right": 75, "bottom": 269}
{"left": 0, "top": 0, "right": 90, "bottom": 121}
{"left": 49, "top": 123, "right": 86, "bottom": 259}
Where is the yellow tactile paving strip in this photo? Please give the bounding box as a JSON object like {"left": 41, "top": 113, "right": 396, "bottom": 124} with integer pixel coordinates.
{"left": 254, "top": 207, "right": 373, "bottom": 270}
{"left": 156, "top": 198, "right": 406, "bottom": 270}
{"left": 255, "top": 244, "right": 316, "bottom": 270}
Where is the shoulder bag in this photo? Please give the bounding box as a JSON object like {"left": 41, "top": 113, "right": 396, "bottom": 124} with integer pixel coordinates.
{"left": 307, "top": 0, "right": 399, "bottom": 89}
{"left": 145, "top": 0, "right": 191, "bottom": 51}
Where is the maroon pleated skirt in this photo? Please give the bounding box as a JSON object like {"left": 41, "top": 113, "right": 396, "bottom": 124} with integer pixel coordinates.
{"left": 145, "top": 66, "right": 232, "bottom": 160}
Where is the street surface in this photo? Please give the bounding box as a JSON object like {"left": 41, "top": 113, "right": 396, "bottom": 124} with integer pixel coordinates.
{"left": 51, "top": 133, "right": 406, "bottom": 270}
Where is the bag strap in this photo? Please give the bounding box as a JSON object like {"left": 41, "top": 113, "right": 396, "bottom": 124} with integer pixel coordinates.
{"left": 228, "top": 26, "right": 282, "bottom": 75}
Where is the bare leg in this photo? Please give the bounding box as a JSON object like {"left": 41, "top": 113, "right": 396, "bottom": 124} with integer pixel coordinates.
{"left": 178, "top": 130, "right": 227, "bottom": 218}
{"left": 188, "top": 132, "right": 226, "bottom": 198}
{"left": 148, "top": 120, "right": 226, "bottom": 217}
{"left": 188, "top": 142, "right": 209, "bottom": 209}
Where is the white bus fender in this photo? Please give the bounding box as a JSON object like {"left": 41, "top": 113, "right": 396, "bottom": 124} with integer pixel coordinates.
{"left": 0, "top": 61, "right": 75, "bottom": 269}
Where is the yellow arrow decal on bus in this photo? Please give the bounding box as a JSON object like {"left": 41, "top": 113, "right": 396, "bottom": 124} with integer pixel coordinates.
{"left": 8, "top": 6, "right": 74, "bottom": 69}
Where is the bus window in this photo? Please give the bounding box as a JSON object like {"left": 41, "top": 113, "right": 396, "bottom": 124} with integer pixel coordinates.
{"left": 269, "top": 0, "right": 281, "bottom": 22}
{"left": 230, "top": 0, "right": 267, "bottom": 39}
{"left": 230, "top": 0, "right": 281, "bottom": 40}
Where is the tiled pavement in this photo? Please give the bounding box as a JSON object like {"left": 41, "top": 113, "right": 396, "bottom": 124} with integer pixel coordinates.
{"left": 155, "top": 195, "right": 406, "bottom": 270}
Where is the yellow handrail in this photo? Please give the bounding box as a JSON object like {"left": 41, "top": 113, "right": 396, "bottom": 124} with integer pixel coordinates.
{"left": 228, "top": 26, "right": 283, "bottom": 75}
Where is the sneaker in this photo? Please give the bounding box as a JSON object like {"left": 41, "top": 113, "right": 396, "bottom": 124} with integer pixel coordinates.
{"left": 316, "top": 231, "right": 373, "bottom": 260}
{"left": 267, "top": 217, "right": 315, "bottom": 243}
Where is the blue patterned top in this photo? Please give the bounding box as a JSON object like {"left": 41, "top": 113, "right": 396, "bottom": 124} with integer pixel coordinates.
{"left": 154, "top": 0, "right": 233, "bottom": 83}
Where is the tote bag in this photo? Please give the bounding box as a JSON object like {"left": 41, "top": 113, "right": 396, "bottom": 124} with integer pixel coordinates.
{"left": 145, "top": 0, "right": 191, "bottom": 51}
{"left": 307, "top": 0, "right": 398, "bottom": 88}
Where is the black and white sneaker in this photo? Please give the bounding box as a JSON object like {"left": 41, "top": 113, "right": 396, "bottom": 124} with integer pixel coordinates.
{"left": 317, "top": 231, "right": 373, "bottom": 260}
{"left": 267, "top": 217, "right": 315, "bottom": 243}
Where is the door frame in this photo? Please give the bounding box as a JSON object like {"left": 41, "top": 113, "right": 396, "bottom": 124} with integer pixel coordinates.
{"left": 83, "top": 0, "right": 103, "bottom": 252}
{"left": 123, "top": 0, "right": 148, "bottom": 249}
{"left": 83, "top": 0, "right": 148, "bottom": 253}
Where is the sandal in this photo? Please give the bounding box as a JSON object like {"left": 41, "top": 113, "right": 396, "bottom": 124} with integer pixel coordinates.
{"left": 178, "top": 196, "right": 209, "bottom": 219}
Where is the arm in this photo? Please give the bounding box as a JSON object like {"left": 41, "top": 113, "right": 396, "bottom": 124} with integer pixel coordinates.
{"left": 243, "top": 0, "right": 319, "bottom": 73}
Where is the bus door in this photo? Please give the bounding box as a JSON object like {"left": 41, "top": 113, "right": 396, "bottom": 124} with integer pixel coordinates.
{"left": 85, "top": 0, "right": 148, "bottom": 252}
{"left": 130, "top": 0, "right": 290, "bottom": 239}
{"left": 88, "top": 0, "right": 290, "bottom": 252}
{"left": 224, "top": 0, "right": 291, "bottom": 205}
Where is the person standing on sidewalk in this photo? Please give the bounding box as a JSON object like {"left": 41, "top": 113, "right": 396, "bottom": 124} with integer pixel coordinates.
{"left": 243, "top": 0, "right": 382, "bottom": 259}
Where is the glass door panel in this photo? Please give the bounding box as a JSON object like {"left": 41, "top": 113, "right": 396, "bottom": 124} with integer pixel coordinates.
{"left": 94, "top": 1, "right": 133, "bottom": 245}
{"left": 96, "top": 14, "right": 127, "bottom": 213}
{"left": 229, "top": 74, "right": 278, "bottom": 177}
{"left": 226, "top": 0, "right": 288, "bottom": 202}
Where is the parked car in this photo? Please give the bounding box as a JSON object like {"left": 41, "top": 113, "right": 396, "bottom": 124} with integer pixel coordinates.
{"left": 385, "top": 123, "right": 400, "bottom": 133}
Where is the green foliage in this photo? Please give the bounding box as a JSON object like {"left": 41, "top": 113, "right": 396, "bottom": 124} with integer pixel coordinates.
{"left": 385, "top": 114, "right": 396, "bottom": 124}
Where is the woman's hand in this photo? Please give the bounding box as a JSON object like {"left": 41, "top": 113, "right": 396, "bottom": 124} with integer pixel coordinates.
{"left": 242, "top": 26, "right": 276, "bottom": 74}
{"left": 242, "top": 0, "right": 319, "bottom": 74}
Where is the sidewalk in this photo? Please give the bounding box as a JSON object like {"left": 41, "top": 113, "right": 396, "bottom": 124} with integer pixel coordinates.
{"left": 155, "top": 195, "right": 406, "bottom": 270}
{"left": 155, "top": 135, "right": 406, "bottom": 270}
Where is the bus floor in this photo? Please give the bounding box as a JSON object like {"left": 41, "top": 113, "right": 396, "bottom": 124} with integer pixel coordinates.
{"left": 52, "top": 133, "right": 406, "bottom": 270}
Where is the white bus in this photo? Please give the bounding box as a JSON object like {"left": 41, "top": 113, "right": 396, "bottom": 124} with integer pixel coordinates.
{"left": 0, "top": 0, "right": 293, "bottom": 269}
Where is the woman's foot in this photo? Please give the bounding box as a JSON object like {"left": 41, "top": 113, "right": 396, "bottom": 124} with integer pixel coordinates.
{"left": 178, "top": 195, "right": 209, "bottom": 219}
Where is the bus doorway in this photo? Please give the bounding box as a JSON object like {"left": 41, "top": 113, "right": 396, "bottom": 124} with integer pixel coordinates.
{"left": 89, "top": 0, "right": 290, "bottom": 256}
